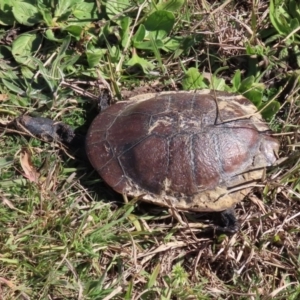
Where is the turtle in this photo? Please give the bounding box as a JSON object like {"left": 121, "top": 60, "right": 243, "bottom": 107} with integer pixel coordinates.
{"left": 14, "top": 89, "right": 279, "bottom": 232}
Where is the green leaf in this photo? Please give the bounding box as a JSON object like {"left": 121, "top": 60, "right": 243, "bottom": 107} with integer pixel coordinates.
{"left": 0, "top": 45, "right": 11, "bottom": 59}
{"left": 73, "top": 1, "right": 100, "bottom": 19}
{"left": 12, "top": 1, "right": 42, "bottom": 26}
{"left": 49, "top": 35, "right": 72, "bottom": 78}
{"left": 63, "top": 25, "right": 83, "bottom": 39}
{"left": 55, "top": 0, "right": 82, "bottom": 19}
{"left": 243, "top": 89, "right": 263, "bottom": 107}
{"left": 60, "top": 54, "right": 80, "bottom": 71}
{"left": 133, "top": 25, "right": 146, "bottom": 44}
{"left": 231, "top": 70, "right": 241, "bottom": 91}
{"left": 259, "top": 100, "right": 281, "bottom": 120}
{"left": 269, "top": 0, "right": 289, "bottom": 35}
{"left": 21, "top": 66, "right": 34, "bottom": 80}
{"left": 30, "top": 57, "right": 56, "bottom": 92}
{"left": 210, "top": 76, "right": 229, "bottom": 91}
{"left": 279, "top": 47, "right": 289, "bottom": 60}
{"left": 144, "top": 10, "right": 175, "bottom": 40}
{"left": 126, "top": 54, "right": 155, "bottom": 74}
{"left": 288, "top": 0, "right": 300, "bottom": 20}
{"left": 239, "top": 76, "right": 263, "bottom": 106}
{"left": 182, "top": 68, "right": 207, "bottom": 90}
{"left": 12, "top": 33, "right": 42, "bottom": 68}
{"left": 44, "top": 29, "right": 64, "bottom": 42}
{"left": 239, "top": 76, "right": 255, "bottom": 91}
{"left": 156, "top": 0, "right": 185, "bottom": 12}
{"left": 124, "top": 279, "right": 133, "bottom": 300}
{"left": 0, "top": 1, "right": 14, "bottom": 26}
{"left": 146, "top": 263, "right": 160, "bottom": 289}
{"left": 2, "top": 79, "right": 25, "bottom": 95}
{"left": 120, "top": 17, "right": 131, "bottom": 48}
{"left": 87, "top": 49, "right": 106, "bottom": 68}
{"left": 37, "top": 2, "right": 53, "bottom": 26}
{"left": 162, "top": 37, "right": 181, "bottom": 52}
{"left": 0, "top": 157, "right": 14, "bottom": 169}
{"left": 108, "top": 46, "right": 121, "bottom": 64}
{"left": 106, "top": 0, "right": 131, "bottom": 23}
{"left": 134, "top": 39, "right": 164, "bottom": 50}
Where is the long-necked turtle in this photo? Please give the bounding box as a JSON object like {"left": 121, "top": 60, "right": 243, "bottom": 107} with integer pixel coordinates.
{"left": 15, "top": 90, "right": 280, "bottom": 231}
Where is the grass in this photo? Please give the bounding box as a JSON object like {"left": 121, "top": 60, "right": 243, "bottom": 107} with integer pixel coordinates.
{"left": 0, "top": 0, "right": 300, "bottom": 299}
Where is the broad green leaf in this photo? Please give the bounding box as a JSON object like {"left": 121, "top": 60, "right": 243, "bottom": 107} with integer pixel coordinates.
{"left": 243, "top": 89, "right": 263, "bottom": 107}
{"left": 149, "top": 34, "right": 163, "bottom": 72}
{"left": 120, "top": 17, "right": 131, "bottom": 48}
{"left": 288, "top": 0, "right": 300, "bottom": 20}
{"left": 239, "top": 76, "right": 255, "bottom": 92}
{"left": 2, "top": 79, "right": 25, "bottom": 95}
{"left": 44, "top": 29, "right": 64, "bottom": 42}
{"left": 12, "top": 33, "right": 42, "bottom": 68}
{"left": 30, "top": 57, "right": 56, "bottom": 92}
{"left": 0, "top": 1, "right": 14, "bottom": 25}
{"left": 21, "top": 66, "right": 34, "bottom": 80}
{"left": 108, "top": 46, "right": 121, "bottom": 64}
{"left": 162, "top": 37, "right": 181, "bottom": 52}
{"left": 279, "top": 47, "right": 289, "bottom": 60}
{"left": 55, "top": 0, "right": 82, "bottom": 19}
{"left": 133, "top": 25, "right": 146, "bottom": 44}
{"left": 290, "top": 18, "right": 300, "bottom": 31}
{"left": 245, "top": 43, "right": 256, "bottom": 55}
{"left": 156, "top": 0, "right": 185, "bottom": 12}
{"left": 244, "top": 90, "right": 262, "bottom": 106}
{"left": 37, "top": 2, "right": 53, "bottom": 26}
{"left": 0, "top": 46, "right": 11, "bottom": 59}
{"left": 73, "top": 1, "right": 100, "bottom": 19}
{"left": 211, "top": 77, "right": 228, "bottom": 91}
{"left": 264, "top": 32, "right": 282, "bottom": 45}
{"left": 49, "top": 35, "right": 72, "bottom": 78}
{"left": 231, "top": 70, "right": 241, "bottom": 91}
{"left": 60, "top": 54, "right": 81, "bottom": 71}
{"left": 87, "top": 49, "right": 106, "bottom": 68}
{"left": 63, "top": 25, "right": 83, "bottom": 39}
{"left": 239, "top": 76, "right": 264, "bottom": 106}
{"left": 0, "top": 157, "right": 14, "bottom": 169}
{"left": 106, "top": 0, "right": 131, "bottom": 23}
{"left": 12, "top": 1, "right": 42, "bottom": 26}
{"left": 0, "top": 68, "right": 19, "bottom": 80}
{"left": 0, "top": 10, "right": 14, "bottom": 26}
{"left": 126, "top": 54, "right": 155, "bottom": 74}
{"left": 259, "top": 100, "right": 281, "bottom": 120}
{"left": 144, "top": 10, "right": 175, "bottom": 40}
{"left": 269, "top": 0, "right": 289, "bottom": 35}
{"left": 182, "top": 68, "right": 207, "bottom": 90}
{"left": 134, "top": 39, "right": 164, "bottom": 50}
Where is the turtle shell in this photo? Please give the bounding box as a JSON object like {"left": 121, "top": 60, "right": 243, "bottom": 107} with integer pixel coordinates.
{"left": 86, "top": 90, "right": 279, "bottom": 212}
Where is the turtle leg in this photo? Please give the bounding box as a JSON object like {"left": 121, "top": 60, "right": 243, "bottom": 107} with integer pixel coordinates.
{"left": 13, "top": 115, "right": 82, "bottom": 146}
{"left": 220, "top": 208, "right": 239, "bottom": 233}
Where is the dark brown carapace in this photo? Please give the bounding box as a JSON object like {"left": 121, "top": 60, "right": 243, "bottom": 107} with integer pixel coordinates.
{"left": 86, "top": 90, "right": 279, "bottom": 213}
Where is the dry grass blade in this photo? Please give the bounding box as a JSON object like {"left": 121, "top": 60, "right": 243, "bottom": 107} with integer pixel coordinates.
{"left": 19, "top": 148, "right": 39, "bottom": 183}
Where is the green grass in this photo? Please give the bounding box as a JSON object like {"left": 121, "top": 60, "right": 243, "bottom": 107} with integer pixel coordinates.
{"left": 0, "top": 0, "right": 300, "bottom": 299}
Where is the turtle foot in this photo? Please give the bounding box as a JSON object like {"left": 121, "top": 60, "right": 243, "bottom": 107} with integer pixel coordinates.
{"left": 218, "top": 208, "right": 240, "bottom": 234}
